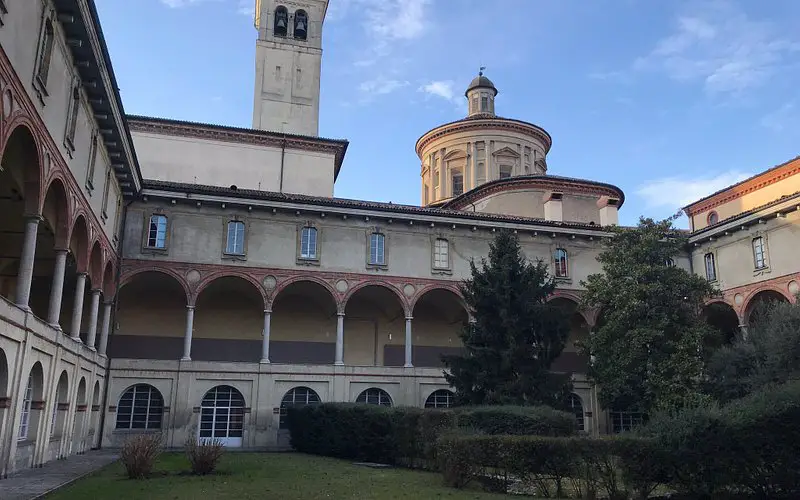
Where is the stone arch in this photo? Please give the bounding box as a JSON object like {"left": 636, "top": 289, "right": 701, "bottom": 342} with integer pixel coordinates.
{"left": 114, "top": 270, "right": 191, "bottom": 360}
{"left": 51, "top": 370, "right": 70, "bottom": 442}
{"left": 88, "top": 241, "right": 103, "bottom": 290}
{"left": 194, "top": 272, "right": 267, "bottom": 309}
{"left": 549, "top": 296, "right": 591, "bottom": 374}
{"left": 68, "top": 214, "right": 90, "bottom": 273}
{"left": 120, "top": 267, "right": 191, "bottom": 305}
{"left": 343, "top": 282, "right": 409, "bottom": 367}
{"left": 547, "top": 292, "right": 591, "bottom": 325}
{"left": 101, "top": 260, "right": 115, "bottom": 299}
{"left": 0, "top": 122, "right": 42, "bottom": 215}
{"left": 409, "top": 284, "right": 466, "bottom": 313}
{"left": 408, "top": 286, "right": 469, "bottom": 368}
{"left": 341, "top": 280, "right": 409, "bottom": 315}
{"left": 41, "top": 177, "right": 70, "bottom": 249}
{"left": 702, "top": 300, "right": 740, "bottom": 349}
{"left": 270, "top": 277, "right": 339, "bottom": 364}
{"left": 193, "top": 275, "right": 267, "bottom": 362}
{"left": 744, "top": 288, "right": 791, "bottom": 327}
{"left": 270, "top": 275, "right": 339, "bottom": 310}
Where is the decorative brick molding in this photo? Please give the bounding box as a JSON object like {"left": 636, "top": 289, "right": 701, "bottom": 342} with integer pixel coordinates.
{"left": 30, "top": 400, "right": 45, "bottom": 410}
{"left": 76, "top": 404, "right": 87, "bottom": 412}
{"left": 705, "top": 272, "right": 800, "bottom": 322}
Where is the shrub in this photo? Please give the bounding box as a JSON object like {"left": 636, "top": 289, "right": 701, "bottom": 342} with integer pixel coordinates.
{"left": 453, "top": 405, "right": 576, "bottom": 436}
{"left": 185, "top": 435, "right": 225, "bottom": 475}
{"left": 120, "top": 433, "right": 162, "bottom": 479}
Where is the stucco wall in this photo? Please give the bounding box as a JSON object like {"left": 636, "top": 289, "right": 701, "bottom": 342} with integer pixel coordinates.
{"left": 469, "top": 189, "right": 605, "bottom": 223}
{"left": 131, "top": 131, "right": 336, "bottom": 197}
{"left": 0, "top": 0, "right": 122, "bottom": 244}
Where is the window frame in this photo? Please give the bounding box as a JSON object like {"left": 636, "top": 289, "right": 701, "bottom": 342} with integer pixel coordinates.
{"left": 451, "top": 170, "right": 464, "bottom": 196}
{"left": 33, "top": 11, "right": 56, "bottom": 100}
{"left": 279, "top": 387, "right": 321, "bottom": 429}
{"left": 568, "top": 393, "right": 585, "bottom": 432}
{"left": 432, "top": 237, "right": 451, "bottom": 273}
{"left": 610, "top": 411, "right": 645, "bottom": 434}
{"left": 554, "top": 248, "right": 569, "bottom": 279}
{"left": 752, "top": 236, "right": 767, "bottom": 270}
{"left": 424, "top": 389, "right": 454, "bottom": 409}
{"left": 18, "top": 375, "right": 34, "bottom": 441}
{"left": 274, "top": 5, "right": 289, "bottom": 37}
{"left": 704, "top": 252, "right": 717, "bottom": 282}
{"left": 63, "top": 82, "right": 80, "bottom": 153}
{"left": 297, "top": 224, "right": 321, "bottom": 264}
{"left": 356, "top": 388, "right": 393, "bottom": 406}
{"left": 114, "top": 384, "right": 164, "bottom": 431}
{"left": 143, "top": 212, "right": 169, "bottom": 252}
{"left": 293, "top": 9, "right": 308, "bottom": 40}
{"left": 101, "top": 168, "right": 113, "bottom": 221}
{"left": 367, "top": 230, "right": 387, "bottom": 268}
{"left": 499, "top": 165, "right": 512, "bottom": 179}
{"left": 480, "top": 94, "right": 489, "bottom": 112}
{"left": 85, "top": 131, "right": 98, "bottom": 193}
{"left": 223, "top": 218, "right": 248, "bottom": 258}
{"left": 707, "top": 211, "right": 719, "bottom": 226}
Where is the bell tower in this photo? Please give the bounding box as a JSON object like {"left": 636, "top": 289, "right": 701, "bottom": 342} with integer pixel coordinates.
{"left": 252, "top": 0, "right": 328, "bottom": 136}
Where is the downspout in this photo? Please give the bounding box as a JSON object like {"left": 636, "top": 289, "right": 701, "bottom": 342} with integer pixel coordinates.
{"left": 97, "top": 197, "right": 134, "bottom": 449}
{"left": 279, "top": 135, "right": 287, "bottom": 193}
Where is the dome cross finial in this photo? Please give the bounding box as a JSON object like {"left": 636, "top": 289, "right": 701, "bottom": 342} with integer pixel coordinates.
{"left": 479, "top": 65, "right": 486, "bottom": 76}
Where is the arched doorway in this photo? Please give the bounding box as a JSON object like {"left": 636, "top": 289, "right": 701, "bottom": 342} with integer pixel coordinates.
{"left": 194, "top": 276, "right": 265, "bottom": 362}
{"left": 702, "top": 302, "right": 740, "bottom": 354}
{"left": 51, "top": 370, "right": 69, "bottom": 459}
{"left": 343, "top": 284, "right": 406, "bottom": 366}
{"left": 549, "top": 298, "right": 590, "bottom": 374}
{"left": 90, "top": 381, "right": 101, "bottom": 448}
{"left": 114, "top": 271, "right": 189, "bottom": 360}
{"left": 567, "top": 393, "right": 585, "bottom": 432}
{"left": 745, "top": 290, "right": 790, "bottom": 328}
{"left": 408, "top": 288, "right": 468, "bottom": 368}
{"left": 271, "top": 280, "right": 337, "bottom": 364}
{"left": 72, "top": 377, "right": 87, "bottom": 454}
{"left": 199, "top": 385, "right": 245, "bottom": 447}
{"left": 16, "top": 362, "right": 44, "bottom": 469}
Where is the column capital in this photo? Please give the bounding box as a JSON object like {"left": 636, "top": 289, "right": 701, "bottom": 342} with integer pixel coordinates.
{"left": 186, "top": 305, "right": 195, "bottom": 310}
{"left": 103, "top": 300, "right": 114, "bottom": 307}
{"left": 90, "top": 288, "right": 102, "bottom": 294}
{"left": 76, "top": 272, "right": 89, "bottom": 278}
{"left": 337, "top": 311, "right": 345, "bottom": 317}
{"left": 264, "top": 309, "right": 272, "bottom": 314}
{"left": 23, "top": 214, "right": 44, "bottom": 223}
{"left": 405, "top": 315, "right": 413, "bottom": 321}
{"left": 53, "top": 247, "right": 70, "bottom": 254}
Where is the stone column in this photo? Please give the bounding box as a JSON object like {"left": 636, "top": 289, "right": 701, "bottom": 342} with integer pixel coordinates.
{"left": 182, "top": 305, "right": 195, "bottom": 361}
{"left": 47, "top": 249, "right": 69, "bottom": 328}
{"left": 488, "top": 140, "right": 495, "bottom": 180}
{"left": 404, "top": 316, "right": 413, "bottom": 368}
{"left": 473, "top": 142, "right": 480, "bottom": 184}
{"left": 98, "top": 301, "right": 113, "bottom": 356}
{"left": 335, "top": 312, "right": 344, "bottom": 366}
{"left": 85, "top": 289, "right": 101, "bottom": 350}
{"left": 69, "top": 273, "right": 87, "bottom": 341}
{"left": 15, "top": 215, "right": 41, "bottom": 310}
{"left": 261, "top": 309, "right": 271, "bottom": 363}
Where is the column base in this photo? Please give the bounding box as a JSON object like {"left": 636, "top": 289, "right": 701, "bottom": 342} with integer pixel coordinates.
{"left": 180, "top": 356, "right": 191, "bottom": 361}
{"left": 16, "top": 304, "right": 32, "bottom": 313}
{"left": 334, "top": 361, "right": 344, "bottom": 366}
{"left": 70, "top": 336, "right": 82, "bottom": 343}
{"left": 404, "top": 364, "right": 414, "bottom": 368}
{"left": 259, "top": 359, "right": 271, "bottom": 364}
{"left": 87, "top": 346, "right": 96, "bottom": 352}
{"left": 48, "top": 323, "right": 63, "bottom": 332}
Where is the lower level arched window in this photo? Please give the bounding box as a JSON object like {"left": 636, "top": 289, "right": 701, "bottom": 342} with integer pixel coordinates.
{"left": 424, "top": 389, "right": 454, "bottom": 408}
{"left": 356, "top": 388, "right": 392, "bottom": 406}
{"left": 115, "top": 384, "right": 164, "bottom": 430}
{"left": 609, "top": 409, "right": 645, "bottom": 433}
{"left": 200, "top": 385, "right": 245, "bottom": 445}
{"left": 279, "top": 387, "right": 321, "bottom": 429}
{"left": 568, "top": 393, "right": 584, "bottom": 432}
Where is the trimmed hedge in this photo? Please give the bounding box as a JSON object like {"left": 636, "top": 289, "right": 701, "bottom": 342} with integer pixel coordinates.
{"left": 285, "top": 403, "right": 575, "bottom": 466}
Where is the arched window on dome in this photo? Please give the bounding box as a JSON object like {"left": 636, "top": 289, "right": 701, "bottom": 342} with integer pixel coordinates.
{"left": 274, "top": 6, "right": 288, "bottom": 37}
{"left": 294, "top": 9, "right": 308, "bottom": 40}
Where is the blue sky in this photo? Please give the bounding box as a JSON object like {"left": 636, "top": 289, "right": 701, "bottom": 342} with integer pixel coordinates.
{"left": 95, "top": 0, "right": 800, "bottom": 226}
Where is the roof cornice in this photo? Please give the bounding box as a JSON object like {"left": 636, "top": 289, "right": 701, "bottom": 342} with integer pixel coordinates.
{"left": 683, "top": 155, "right": 800, "bottom": 215}
{"left": 127, "top": 115, "right": 350, "bottom": 181}
{"left": 443, "top": 175, "right": 625, "bottom": 210}
{"left": 415, "top": 116, "right": 552, "bottom": 156}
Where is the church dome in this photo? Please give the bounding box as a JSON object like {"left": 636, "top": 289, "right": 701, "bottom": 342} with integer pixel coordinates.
{"left": 465, "top": 73, "right": 497, "bottom": 96}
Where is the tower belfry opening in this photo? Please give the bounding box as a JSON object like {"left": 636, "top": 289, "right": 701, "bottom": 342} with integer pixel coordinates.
{"left": 252, "top": 0, "right": 328, "bottom": 136}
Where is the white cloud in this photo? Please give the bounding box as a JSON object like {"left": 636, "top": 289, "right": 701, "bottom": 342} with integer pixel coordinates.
{"left": 636, "top": 170, "right": 753, "bottom": 209}
{"left": 358, "top": 77, "right": 409, "bottom": 98}
{"left": 760, "top": 101, "right": 796, "bottom": 132}
{"left": 158, "top": 0, "right": 251, "bottom": 15}
{"left": 159, "top": 0, "right": 214, "bottom": 7}
{"left": 419, "top": 80, "right": 458, "bottom": 101}
{"left": 633, "top": 2, "right": 800, "bottom": 95}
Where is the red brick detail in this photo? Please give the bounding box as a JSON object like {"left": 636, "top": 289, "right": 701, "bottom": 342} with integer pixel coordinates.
{"left": 76, "top": 404, "right": 88, "bottom": 412}
{"left": 30, "top": 400, "right": 45, "bottom": 410}
{"left": 706, "top": 272, "right": 800, "bottom": 322}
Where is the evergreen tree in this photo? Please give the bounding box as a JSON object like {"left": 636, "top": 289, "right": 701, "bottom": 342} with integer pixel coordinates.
{"left": 581, "top": 216, "right": 718, "bottom": 414}
{"left": 443, "top": 230, "right": 572, "bottom": 406}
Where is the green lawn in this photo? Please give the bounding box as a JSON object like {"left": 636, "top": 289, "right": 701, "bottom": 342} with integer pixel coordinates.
{"left": 48, "top": 452, "right": 509, "bottom": 499}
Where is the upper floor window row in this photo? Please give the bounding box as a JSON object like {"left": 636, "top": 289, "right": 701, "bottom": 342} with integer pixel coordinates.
{"left": 274, "top": 6, "right": 308, "bottom": 40}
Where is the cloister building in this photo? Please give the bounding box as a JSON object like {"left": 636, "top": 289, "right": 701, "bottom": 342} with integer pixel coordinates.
{"left": 0, "top": 0, "right": 797, "bottom": 475}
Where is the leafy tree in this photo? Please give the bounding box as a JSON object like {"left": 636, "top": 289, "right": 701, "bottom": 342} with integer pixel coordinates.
{"left": 443, "top": 230, "right": 572, "bottom": 406}
{"left": 707, "top": 300, "right": 800, "bottom": 402}
{"left": 580, "top": 216, "right": 718, "bottom": 414}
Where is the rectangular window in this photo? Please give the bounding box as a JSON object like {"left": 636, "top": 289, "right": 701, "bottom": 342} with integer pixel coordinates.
{"left": 452, "top": 173, "right": 464, "bottom": 196}
{"left": 499, "top": 165, "right": 512, "bottom": 179}
{"left": 471, "top": 97, "right": 478, "bottom": 113}
{"left": 101, "top": 169, "right": 112, "bottom": 218}
{"left": 86, "top": 133, "right": 98, "bottom": 191}
{"left": 433, "top": 238, "right": 449, "bottom": 269}
{"left": 18, "top": 375, "right": 33, "bottom": 440}
{"left": 226, "top": 221, "right": 245, "bottom": 255}
{"left": 300, "top": 226, "right": 318, "bottom": 259}
{"left": 554, "top": 248, "right": 569, "bottom": 278}
{"left": 146, "top": 215, "right": 168, "bottom": 249}
{"left": 65, "top": 86, "right": 80, "bottom": 149}
{"left": 424, "top": 184, "right": 429, "bottom": 205}
{"left": 752, "top": 237, "right": 766, "bottom": 269}
{"left": 481, "top": 95, "right": 488, "bottom": 112}
{"left": 369, "top": 233, "right": 385, "bottom": 265}
{"left": 704, "top": 253, "right": 717, "bottom": 281}
{"left": 35, "top": 18, "right": 55, "bottom": 89}
{"left": 477, "top": 161, "right": 485, "bottom": 184}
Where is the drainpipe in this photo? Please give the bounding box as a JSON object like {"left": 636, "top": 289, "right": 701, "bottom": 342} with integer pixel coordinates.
{"left": 97, "top": 198, "right": 133, "bottom": 449}
{"left": 279, "top": 135, "right": 287, "bottom": 193}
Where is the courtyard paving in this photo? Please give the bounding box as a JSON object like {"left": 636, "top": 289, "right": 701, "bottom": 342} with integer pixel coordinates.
{"left": 0, "top": 450, "right": 118, "bottom": 500}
